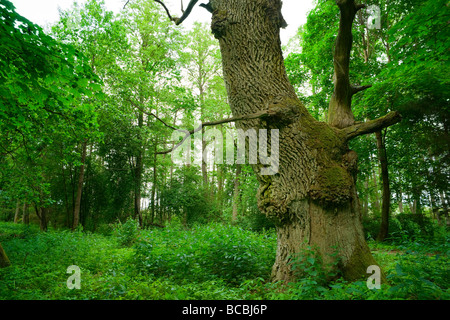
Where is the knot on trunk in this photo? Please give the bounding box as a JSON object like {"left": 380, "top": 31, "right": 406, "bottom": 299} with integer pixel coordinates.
{"left": 211, "top": 9, "right": 228, "bottom": 39}
{"left": 257, "top": 179, "right": 292, "bottom": 224}
{"left": 309, "top": 165, "right": 353, "bottom": 206}
{"left": 261, "top": 96, "right": 301, "bottom": 127}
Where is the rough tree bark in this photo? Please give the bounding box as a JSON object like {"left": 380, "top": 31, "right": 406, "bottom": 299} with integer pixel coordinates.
{"left": 156, "top": 0, "right": 400, "bottom": 282}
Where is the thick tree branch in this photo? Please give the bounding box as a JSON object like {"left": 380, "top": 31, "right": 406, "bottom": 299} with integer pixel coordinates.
{"left": 351, "top": 84, "right": 372, "bottom": 95}
{"left": 156, "top": 109, "right": 276, "bottom": 155}
{"left": 199, "top": 1, "right": 213, "bottom": 13}
{"left": 342, "top": 111, "right": 402, "bottom": 141}
{"left": 175, "top": 0, "right": 198, "bottom": 25}
{"left": 328, "top": 1, "right": 367, "bottom": 128}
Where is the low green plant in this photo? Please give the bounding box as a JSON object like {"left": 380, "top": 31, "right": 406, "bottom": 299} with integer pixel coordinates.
{"left": 0, "top": 221, "right": 447, "bottom": 300}
{"left": 284, "top": 245, "right": 341, "bottom": 299}
{"left": 113, "top": 218, "right": 140, "bottom": 247}
{"left": 132, "top": 223, "right": 276, "bottom": 285}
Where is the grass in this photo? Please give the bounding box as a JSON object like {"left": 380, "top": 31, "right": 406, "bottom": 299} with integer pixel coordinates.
{"left": 0, "top": 220, "right": 448, "bottom": 300}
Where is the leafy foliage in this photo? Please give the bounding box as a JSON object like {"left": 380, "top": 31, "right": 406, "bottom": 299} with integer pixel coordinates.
{"left": 0, "top": 0, "right": 102, "bottom": 211}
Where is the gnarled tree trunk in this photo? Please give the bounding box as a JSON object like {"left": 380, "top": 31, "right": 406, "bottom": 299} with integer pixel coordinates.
{"left": 208, "top": 0, "right": 399, "bottom": 282}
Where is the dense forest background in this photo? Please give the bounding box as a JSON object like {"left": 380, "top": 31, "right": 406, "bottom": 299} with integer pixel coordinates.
{"left": 0, "top": 0, "right": 448, "bottom": 300}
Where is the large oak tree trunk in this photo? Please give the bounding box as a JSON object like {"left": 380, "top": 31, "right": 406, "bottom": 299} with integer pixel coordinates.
{"left": 210, "top": 0, "right": 383, "bottom": 282}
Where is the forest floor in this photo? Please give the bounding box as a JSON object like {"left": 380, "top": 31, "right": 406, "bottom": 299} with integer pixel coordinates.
{"left": 0, "top": 221, "right": 448, "bottom": 300}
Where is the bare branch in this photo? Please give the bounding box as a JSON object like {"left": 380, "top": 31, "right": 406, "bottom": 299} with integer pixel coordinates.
{"left": 342, "top": 111, "right": 402, "bottom": 141}
{"left": 156, "top": 109, "right": 275, "bottom": 155}
{"left": 174, "top": 0, "right": 199, "bottom": 25}
{"left": 148, "top": 111, "right": 178, "bottom": 131}
{"left": 128, "top": 98, "right": 178, "bottom": 131}
{"left": 153, "top": 0, "right": 199, "bottom": 25}
{"left": 154, "top": 0, "right": 176, "bottom": 22}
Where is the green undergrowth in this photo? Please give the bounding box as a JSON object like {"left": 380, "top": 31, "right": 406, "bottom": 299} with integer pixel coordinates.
{"left": 0, "top": 221, "right": 448, "bottom": 300}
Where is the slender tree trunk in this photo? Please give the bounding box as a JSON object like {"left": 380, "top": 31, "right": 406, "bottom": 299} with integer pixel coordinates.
{"left": 217, "top": 126, "right": 225, "bottom": 205}
{"left": 209, "top": 0, "right": 390, "bottom": 282}
{"left": 14, "top": 200, "right": 20, "bottom": 223}
{"left": 202, "top": 126, "right": 209, "bottom": 189}
{"left": 232, "top": 164, "right": 241, "bottom": 222}
{"left": 158, "top": 190, "right": 163, "bottom": 225}
{"left": 217, "top": 163, "right": 224, "bottom": 209}
{"left": 439, "top": 191, "right": 448, "bottom": 226}
{"left": 61, "top": 162, "right": 71, "bottom": 228}
{"left": 372, "top": 169, "right": 380, "bottom": 212}
{"left": 410, "top": 198, "right": 416, "bottom": 214}
{"left": 429, "top": 192, "right": 437, "bottom": 221}
{"left": 22, "top": 203, "right": 29, "bottom": 224}
{"left": 151, "top": 139, "right": 158, "bottom": 223}
{"left": 133, "top": 106, "right": 145, "bottom": 227}
{"left": 375, "top": 130, "right": 390, "bottom": 242}
{"left": 73, "top": 140, "right": 87, "bottom": 230}
{"left": 35, "top": 205, "right": 47, "bottom": 232}
{"left": 363, "top": 177, "right": 369, "bottom": 219}
{"left": 0, "top": 243, "right": 10, "bottom": 268}
{"left": 197, "top": 53, "right": 209, "bottom": 195}
{"left": 398, "top": 188, "right": 404, "bottom": 213}
{"left": 413, "top": 191, "right": 422, "bottom": 215}
{"left": 69, "top": 162, "right": 76, "bottom": 217}
{"left": 134, "top": 148, "right": 143, "bottom": 226}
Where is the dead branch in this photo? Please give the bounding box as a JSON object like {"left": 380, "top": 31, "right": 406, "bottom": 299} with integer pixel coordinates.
{"left": 153, "top": 0, "right": 199, "bottom": 25}
{"left": 156, "top": 109, "right": 276, "bottom": 155}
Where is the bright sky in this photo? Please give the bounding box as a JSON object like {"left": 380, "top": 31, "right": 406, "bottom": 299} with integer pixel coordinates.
{"left": 9, "top": 0, "right": 314, "bottom": 45}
